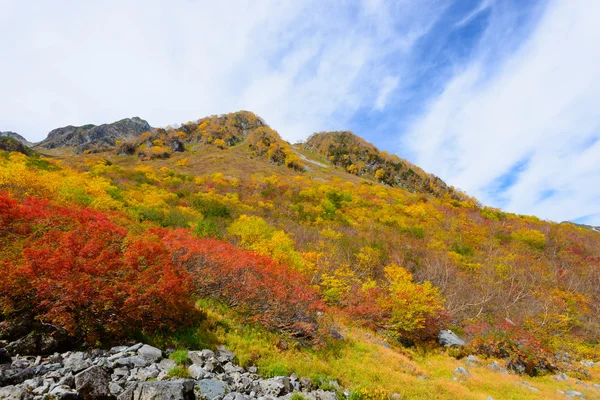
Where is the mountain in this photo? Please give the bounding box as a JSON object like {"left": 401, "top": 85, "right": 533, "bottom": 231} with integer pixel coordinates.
{"left": 0, "top": 131, "right": 32, "bottom": 147}
{"left": 304, "top": 131, "right": 469, "bottom": 201}
{"left": 1, "top": 111, "right": 600, "bottom": 399}
{"left": 37, "top": 117, "right": 152, "bottom": 153}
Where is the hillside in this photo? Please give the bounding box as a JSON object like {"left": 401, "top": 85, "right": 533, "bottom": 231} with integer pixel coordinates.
{"left": 1, "top": 111, "right": 600, "bottom": 399}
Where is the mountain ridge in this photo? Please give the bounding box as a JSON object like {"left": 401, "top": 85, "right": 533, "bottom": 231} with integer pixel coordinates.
{"left": 37, "top": 116, "right": 152, "bottom": 153}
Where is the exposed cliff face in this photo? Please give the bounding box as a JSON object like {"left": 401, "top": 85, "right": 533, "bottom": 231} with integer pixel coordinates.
{"left": 37, "top": 117, "right": 152, "bottom": 152}
{"left": 0, "top": 131, "right": 32, "bottom": 147}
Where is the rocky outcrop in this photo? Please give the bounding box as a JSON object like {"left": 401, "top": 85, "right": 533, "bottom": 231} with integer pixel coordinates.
{"left": 0, "top": 343, "right": 341, "bottom": 400}
{"left": 0, "top": 137, "right": 35, "bottom": 156}
{"left": 37, "top": 117, "right": 151, "bottom": 153}
{"left": 438, "top": 330, "right": 465, "bottom": 347}
{"left": 0, "top": 132, "right": 32, "bottom": 147}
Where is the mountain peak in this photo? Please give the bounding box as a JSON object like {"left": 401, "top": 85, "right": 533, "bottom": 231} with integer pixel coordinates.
{"left": 38, "top": 117, "right": 152, "bottom": 152}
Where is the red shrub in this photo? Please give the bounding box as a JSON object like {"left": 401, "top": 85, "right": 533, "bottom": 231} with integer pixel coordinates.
{"left": 160, "top": 229, "right": 325, "bottom": 339}
{"left": 0, "top": 192, "right": 198, "bottom": 344}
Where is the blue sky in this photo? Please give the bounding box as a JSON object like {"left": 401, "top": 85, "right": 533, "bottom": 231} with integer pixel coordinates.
{"left": 1, "top": 0, "right": 599, "bottom": 225}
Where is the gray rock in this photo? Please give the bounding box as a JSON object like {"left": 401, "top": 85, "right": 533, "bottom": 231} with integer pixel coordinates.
{"left": 110, "top": 346, "right": 129, "bottom": 354}
{"left": 117, "top": 382, "right": 138, "bottom": 400}
{"left": 565, "top": 390, "right": 585, "bottom": 398}
{"left": 259, "top": 377, "right": 291, "bottom": 396}
{"left": 188, "top": 351, "right": 204, "bottom": 366}
{"left": 110, "top": 382, "right": 124, "bottom": 395}
{"left": 135, "top": 365, "right": 160, "bottom": 381}
{"left": 314, "top": 390, "right": 337, "bottom": 400}
{"left": 138, "top": 345, "right": 162, "bottom": 362}
{"left": 189, "top": 364, "right": 208, "bottom": 380}
{"left": 453, "top": 367, "right": 471, "bottom": 376}
{"left": 48, "top": 385, "right": 79, "bottom": 399}
{"left": 438, "top": 330, "right": 465, "bottom": 347}
{"left": 204, "top": 358, "right": 218, "bottom": 373}
{"left": 64, "top": 352, "right": 92, "bottom": 373}
{"left": 124, "top": 343, "right": 144, "bottom": 353}
{"left": 299, "top": 377, "right": 313, "bottom": 391}
{"left": 195, "top": 379, "right": 229, "bottom": 400}
{"left": 223, "top": 393, "right": 248, "bottom": 400}
{"left": 75, "top": 365, "right": 112, "bottom": 399}
{"left": 130, "top": 380, "right": 195, "bottom": 400}
{"left": 58, "top": 372, "right": 75, "bottom": 387}
{"left": 555, "top": 373, "right": 569, "bottom": 381}
{"left": 157, "top": 359, "right": 177, "bottom": 372}
{"left": 465, "top": 355, "right": 481, "bottom": 367}
{"left": 487, "top": 361, "right": 508, "bottom": 374}
{"left": 0, "top": 386, "right": 27, "bottom": 400}
{"left": 580, "top": 360, "right": 594, "bottom": 368}
{"left": 216, "top": 346, "right": 236, "bottom": 364}
{"left": 116, "top": 356, "right": 148, "bottom": 368}
{"left": 32, "top": 380, "right": 51, "bottom": 395}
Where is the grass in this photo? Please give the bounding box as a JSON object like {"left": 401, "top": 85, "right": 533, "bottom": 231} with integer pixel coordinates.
{"left": 167, "top": 365, "right": 190, "bottom": 379}
{"left": 145, "top": 299, "right": 600, "bottom": 399}
{"left": 169, "top": 349, "right": 190, "bottom": 364}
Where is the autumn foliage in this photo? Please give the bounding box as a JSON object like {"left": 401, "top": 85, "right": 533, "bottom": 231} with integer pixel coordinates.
{"left": 0, "top": 191, "right": 198, "bottom": 343}
{"left": 160, "top": 229, "right": 324, "bottom": 339}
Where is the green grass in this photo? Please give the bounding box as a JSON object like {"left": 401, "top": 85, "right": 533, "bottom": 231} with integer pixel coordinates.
{"left": 169, "top": 349, "right": 189, "bottom": 364}
{"left": 167, "top": 365, "right": 190, "bottom": 379}
{"left": 146, "top": 298, "right": 600, "bottom": 400}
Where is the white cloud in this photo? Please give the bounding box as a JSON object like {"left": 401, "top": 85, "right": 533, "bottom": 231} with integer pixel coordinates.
{"left": 0, "top": 0, "right": 446, "bottom": 143}
{"left": 374, "top": 76, "right": 400, "bottom": 111}
{"left": 404, "top": 0, "right": 600, "bottom": 223}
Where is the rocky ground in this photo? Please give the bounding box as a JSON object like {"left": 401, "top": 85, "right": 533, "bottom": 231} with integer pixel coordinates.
{"left": 0, "top": 343, "right": 343, "bottom": 400}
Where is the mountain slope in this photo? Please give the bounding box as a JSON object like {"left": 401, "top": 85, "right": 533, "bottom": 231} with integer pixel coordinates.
{"left": 37, "top": 117, "right": 152, "bottom": 152}
{"left": 2, "top": 111, "right": 600, "bottom": 399}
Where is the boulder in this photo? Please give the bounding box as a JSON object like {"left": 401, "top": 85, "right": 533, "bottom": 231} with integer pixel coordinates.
{"left": 0, "top": 386, "right": 26, "bottom": 400}
{"left": 487, "top": 361, "right": 508, "bottom": 374}
{"left": 115, "top": 356, "right": 149, "bottom": 368}
{"left": 125, "top": 380, "right": 195, "bottom": 400}
{"left": 138, "top": 345, "right": 162, "bottom": 362}
{"left": 259, "top": 377, "right": 291, "bottom": 396}
{"left": 438, "top": 330, "right": 465, "bottom": 347}
{"left": 216, "top": 346, "right": 236, "bottom": 364}
{"left": 48, "top": 385, "right": 79, "bottom": 400}
{"left": 64, "top": 352, "right": 92, "bottom": 373}
{"left": 188, "top": 364, "right": 207, "bottom": 379}
{"left": 75, "top": 365, "right": 112, "bottom": 399}
{"left": 465, "top": 355, "right": 482, "bottom": 367}
{"left": 314, "top": 390, "right": 338, "bottom": 400}
{"left": 454, "top": 367, "right": 471, "bottom": 376}
{"left": 195, "top": 379, "right": 229, "bottom": 400}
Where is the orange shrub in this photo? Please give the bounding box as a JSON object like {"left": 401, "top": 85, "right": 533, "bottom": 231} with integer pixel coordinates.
{"left": 0, "top": 191, "right": 199, "bottom": 344}
{"left": 160, "top": 229, "right": 325, "bottom": 340}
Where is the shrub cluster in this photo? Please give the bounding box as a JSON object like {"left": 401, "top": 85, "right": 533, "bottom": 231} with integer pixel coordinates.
{"left": 0, "top": 192, "right": 199, "bottom": 344}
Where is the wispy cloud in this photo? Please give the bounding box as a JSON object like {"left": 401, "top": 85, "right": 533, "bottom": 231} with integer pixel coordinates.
{"left": 0, "top": 0, "right": 446, "bottom": 142}
{"left": 403, "top": 0, "right": 600, "bottom": 224}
